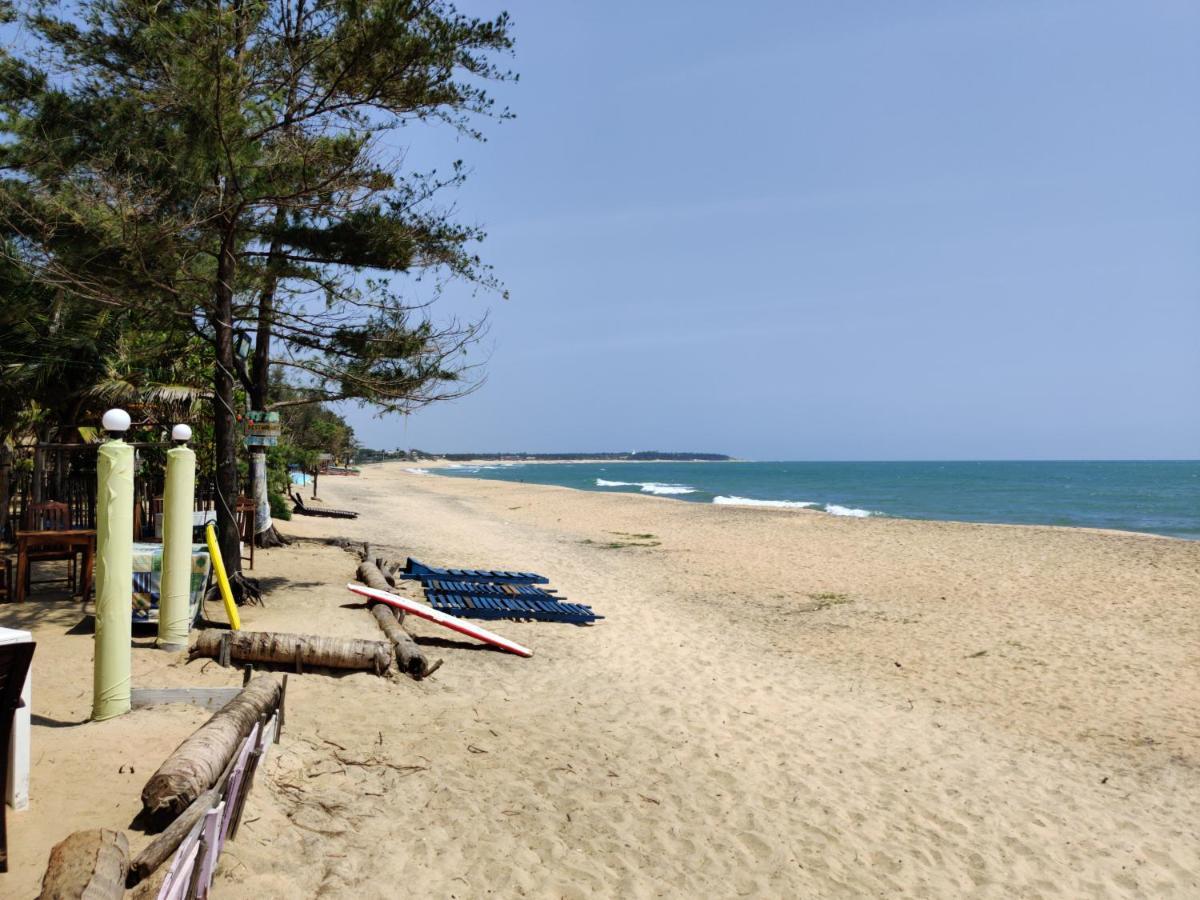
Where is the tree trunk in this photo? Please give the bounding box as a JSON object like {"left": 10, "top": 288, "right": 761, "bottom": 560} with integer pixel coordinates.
{"left": 38, "top": 828, "right": 129, "bottom": 900}
{"left": 249, "top": 450, "right": 291, "bottom": 549}
{"left": 356, "top": 560, "right": 438, "bottom": 678}
{"left": 140, "top": 674, "right": 281, "bottom": 830}
{"left": 246, "top": 211, "right": 288, "bottom": 550}
{"left": 210, "top": 221, "right": 244, "bottom": 595}
{"left": 255, "top": 523, "right": 290, "bottom": 548}
{"left": 369, "top": 604, "right": 440, "bottom": 680}
{"left": 189, "top": 629, "right": 391, "bottom": 676}
{"left": 126, "top": 734, "right": 243, "bottom": 888}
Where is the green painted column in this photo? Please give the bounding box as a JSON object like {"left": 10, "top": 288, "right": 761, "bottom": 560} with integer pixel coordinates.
{"left": 158, "top": 440, "right": 195, "bottom": 650}
{"left": 93, "top": 418, "right": 133, "bottom": 721}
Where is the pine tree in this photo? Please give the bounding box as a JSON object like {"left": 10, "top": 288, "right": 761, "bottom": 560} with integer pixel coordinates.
{"left": 1, "top": 0, "right": 514, "bottom": 593}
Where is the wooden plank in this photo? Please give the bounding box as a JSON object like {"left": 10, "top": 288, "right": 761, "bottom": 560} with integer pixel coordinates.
{"left": 157, "top": 818, "right": 203, "bottom": 900}
{"left": 195, "top": 804, "right": 223, "bottom": 896}
{"left": 131, "top": 687, "right": 243, "bottom": 712}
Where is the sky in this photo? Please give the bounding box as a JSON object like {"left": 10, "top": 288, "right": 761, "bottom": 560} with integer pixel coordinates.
{"left": 344, "top": 0, "right": 1200, "bottom": 460}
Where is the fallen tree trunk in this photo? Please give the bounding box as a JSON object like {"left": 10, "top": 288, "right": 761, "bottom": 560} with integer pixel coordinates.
{"left": 190, "top": 629, "right": 392, "bottom": 676}
{"left": 38, "top": 828, "right": 129, "bottom": 900}
{"left": 140, "top": 675, "right": 281, "bottom": 830}
{"left": 370, "top": 604, "right": 441, "bottom": 679}
{"left": 356, "top": 559, "right": 440, "bottom": 679}
{"left": 356, "top": 559, "right": 404, "bottom": 621}
{"left": 127, "top": 739, "right": 244, "bottom": 888}
{"left": 129, "top": 785, "right": 218, "bottom": 887}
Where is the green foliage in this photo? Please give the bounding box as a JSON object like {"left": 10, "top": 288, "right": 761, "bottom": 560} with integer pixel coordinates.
{"left": 0, "top": 0, "right": 515, "bottom": 567}
{"left": 0, "top": 0, "right": 514, "bottom": 412}
{"left": 268, "top": 489, "right": 292, "bottom": 521}
{"left": 0, "top": 251, "right": 207, "bottom": 442}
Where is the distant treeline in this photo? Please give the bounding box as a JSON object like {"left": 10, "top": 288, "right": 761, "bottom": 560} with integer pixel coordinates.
{"left": 356, "top": 449, "right": 732, "bottom": 463}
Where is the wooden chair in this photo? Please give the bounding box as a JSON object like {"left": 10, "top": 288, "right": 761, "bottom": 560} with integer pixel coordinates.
{"left": 22, "top": 502, "right": 77, "bottom": 594}
{"left": 0, "top": 640, "right": 35, "bottom": 872}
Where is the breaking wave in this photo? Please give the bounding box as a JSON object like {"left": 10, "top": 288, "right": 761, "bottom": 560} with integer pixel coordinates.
{"left": 824, "top": 504, "right": 876, "bottom": 517}
{"left": 712, "top": 496, "right": 880, "bottom": 517}
{"left": 640, "top": 483, "right": 696, "bottom": 495}
{"left": 713, "top": 496, "right": 818, "bottom": 509}
{"left": 596, "top": 478, "right": 696, "bottom": 495}
{"left": 404, "top": 467, "right": 430, "bottom": 475}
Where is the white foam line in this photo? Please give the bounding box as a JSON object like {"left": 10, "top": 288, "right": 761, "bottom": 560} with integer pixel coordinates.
{"left": 713, "top": 495, "right": 818, "bottom": 509}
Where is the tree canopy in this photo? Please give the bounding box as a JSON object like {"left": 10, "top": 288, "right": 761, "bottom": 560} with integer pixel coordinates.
{"left": 0, "top": 0, "right": 515, "bottom": 578}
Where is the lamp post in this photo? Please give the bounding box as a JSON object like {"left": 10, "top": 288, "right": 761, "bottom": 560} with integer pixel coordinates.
{"left": 93, "top": 408, "right": 133, "bottom": 720}
{"left": 158, "top": 424, "right": 195, "bottom": 651}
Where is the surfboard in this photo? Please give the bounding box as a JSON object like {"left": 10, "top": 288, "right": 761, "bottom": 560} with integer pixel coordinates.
{"left": 347, "top": 583, "right": 533, "bottom": 658}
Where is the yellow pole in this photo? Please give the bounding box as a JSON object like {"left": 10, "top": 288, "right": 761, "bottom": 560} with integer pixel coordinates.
{"left": 93, "top": 432, "right": 133, "bottom": 721}
{"left": 205, "top": 523, "right": 241, "bottom": 630}
{"left": 158, "top": 444, "right": 196, "bottom": 650}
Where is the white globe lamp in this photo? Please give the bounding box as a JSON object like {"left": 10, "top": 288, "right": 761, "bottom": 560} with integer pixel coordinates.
{"left": 101, "top": 408, "right": 131, "bottom": 436}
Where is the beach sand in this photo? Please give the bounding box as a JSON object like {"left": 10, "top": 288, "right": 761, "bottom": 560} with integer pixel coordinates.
{"left": 6, "top": 461, "right": 1199, "bottom": 897}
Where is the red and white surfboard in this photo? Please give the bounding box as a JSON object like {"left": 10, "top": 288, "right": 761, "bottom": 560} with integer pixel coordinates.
{"left": 347, "top": 583, "right": 533, "bottom": 658}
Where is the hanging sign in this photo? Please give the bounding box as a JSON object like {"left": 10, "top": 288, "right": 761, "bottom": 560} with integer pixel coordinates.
{"left": 243, "top": 411, "right": 281, "bottom": 447}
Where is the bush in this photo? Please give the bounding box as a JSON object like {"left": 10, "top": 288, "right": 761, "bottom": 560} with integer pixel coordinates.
{"left": 268, "top": 490, "right": 292, "bottom": 521}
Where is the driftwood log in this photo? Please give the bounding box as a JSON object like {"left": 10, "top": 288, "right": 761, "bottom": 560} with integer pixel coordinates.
{"left": 190, "top": 629, "right": 391, "bottom": 676}
{"left": 127, "top": 721, "right": 247, "bottom": 887}
{"left": 356, "top": 559, "right": 440, "bottom": 679}
{"left": 140, "top": 675, "right": 281, "bottom": 829}
{"left": 356, "top": 558, "right": 402, "bottom": 617}
{"left": 38, "top": 828, "right": 129, "bottom": 900}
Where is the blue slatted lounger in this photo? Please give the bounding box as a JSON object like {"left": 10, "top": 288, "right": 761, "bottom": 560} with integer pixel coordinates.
{"left": 401, "top": 559, "right": 601, "bottom": 624}
{"left": 400, "top": 558, "right": 549, "bottom": 585}
{"left": 422, "top": 579, "right": 557, "bottom": 598}
{"left": 423, "top": 590, "right": 602, "bottom": 625}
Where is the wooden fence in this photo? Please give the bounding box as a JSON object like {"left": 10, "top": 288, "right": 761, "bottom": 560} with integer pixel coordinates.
{"left": 155, "top": 712, "right": 279, "bottom": 899}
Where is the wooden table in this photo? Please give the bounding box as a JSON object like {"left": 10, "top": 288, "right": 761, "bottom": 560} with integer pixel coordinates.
{"left": 14, "top": 530, "right": 96, "bottom": 603}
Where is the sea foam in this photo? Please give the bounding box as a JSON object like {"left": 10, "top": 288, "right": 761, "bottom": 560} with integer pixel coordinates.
{"left": 824, "top": 504, "right": 876, "bottom": 517}
{"left": 596, "top": 478, "right": 696, "bottom": 495}
{"left": 713, "top": 495, "right": 818, "bottom": 509}
{"left": 640, "top": 483, "right": 696, "bottom": 495}
{"left": 404, "top": 467, "right": 430, "bottom": 475}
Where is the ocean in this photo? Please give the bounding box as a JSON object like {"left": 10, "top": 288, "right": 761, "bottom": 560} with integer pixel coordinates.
{"left": 404, "top": 460, "right": 1200, "bottom": 540}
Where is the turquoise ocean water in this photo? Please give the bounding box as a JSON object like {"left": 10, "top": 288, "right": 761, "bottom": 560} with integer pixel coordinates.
{"left": 405, "top": 460, "right": 1200, "bottom": 540}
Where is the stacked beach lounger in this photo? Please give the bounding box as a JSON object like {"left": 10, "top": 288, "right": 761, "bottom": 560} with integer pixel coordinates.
{"left": 400, "top": 558, "right": 602, "bottom": 625}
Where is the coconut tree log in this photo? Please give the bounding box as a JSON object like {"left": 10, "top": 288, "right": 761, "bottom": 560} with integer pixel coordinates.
{"left": 38, "top": 828, "right": 128, "bottom": 900}
{"left": 356, "top": 559, "right": 440, "bottom": 678}
{"left": 190, "top": 629, "right": 392, "bottom": 675}
{"left": 356, "top": 559, "right": 404, "bottom": 620}
{"left": 140, "top": 675, "right": 281, "bottom": 829}
{"left": 369, "top": 604, "right": 442, "bottom": 679}
{"left": 126, "top": 732, "right": 246, "bottom": 887}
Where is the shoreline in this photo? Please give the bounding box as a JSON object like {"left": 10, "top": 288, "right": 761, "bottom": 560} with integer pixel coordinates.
{"left": 393, "top": 460, "right": 1191, "bottom": 543}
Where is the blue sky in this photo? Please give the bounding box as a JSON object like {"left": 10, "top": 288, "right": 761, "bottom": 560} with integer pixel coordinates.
{"left": 345, "top": 1, "right": 1199, "bottom": 460}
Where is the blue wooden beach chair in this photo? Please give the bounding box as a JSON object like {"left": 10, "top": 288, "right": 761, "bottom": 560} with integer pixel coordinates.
{"left": 400, "top": 557, "right": 549, "bottom": 585}
{"left": 423, "top": 589, "right": 602, "bottom": 625}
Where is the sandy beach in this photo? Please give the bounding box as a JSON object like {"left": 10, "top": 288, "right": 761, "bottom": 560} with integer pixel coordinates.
{"left": 6, "top": 461, "right": 1200, "bottom": 898}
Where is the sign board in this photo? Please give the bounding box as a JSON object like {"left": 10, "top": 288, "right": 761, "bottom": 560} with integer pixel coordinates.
{"left": 243, "top": 411, "right": 280, "bottom": 447}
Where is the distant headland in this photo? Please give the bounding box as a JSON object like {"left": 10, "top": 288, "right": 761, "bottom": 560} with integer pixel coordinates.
{"left": 357, "top": 449, "right": 733, "bottom": 463}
